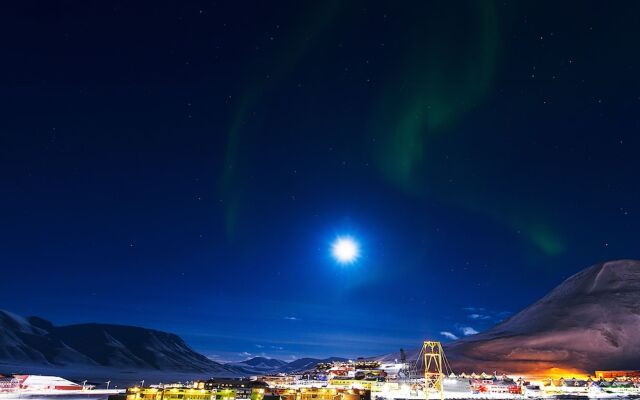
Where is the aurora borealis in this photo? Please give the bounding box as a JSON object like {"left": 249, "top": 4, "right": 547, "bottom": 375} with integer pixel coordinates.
{"left": 2, "top": 1, "right": 640, "bottom": 362}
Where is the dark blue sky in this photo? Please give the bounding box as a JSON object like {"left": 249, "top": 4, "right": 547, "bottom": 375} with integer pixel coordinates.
{"left": 1, "top": 1, "right": 639, "bottom": 362}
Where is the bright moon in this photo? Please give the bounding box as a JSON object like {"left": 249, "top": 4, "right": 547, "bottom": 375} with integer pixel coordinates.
{"left": 332, "top": 236, "right": 359, "bottom": 264}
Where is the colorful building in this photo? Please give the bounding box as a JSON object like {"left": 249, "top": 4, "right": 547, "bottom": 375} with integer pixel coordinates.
{"left": 595, "top": 370, "right": 640, "bottom": 379}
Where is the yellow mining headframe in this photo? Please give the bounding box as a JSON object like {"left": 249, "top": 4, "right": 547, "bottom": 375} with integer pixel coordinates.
{"left": 422, "top": 341, "right": 445, "bottom": 400}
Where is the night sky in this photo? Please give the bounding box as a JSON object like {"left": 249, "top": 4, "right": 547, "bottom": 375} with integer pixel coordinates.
{"left": 2, "top": 1, "right": 640, "bottom": 362}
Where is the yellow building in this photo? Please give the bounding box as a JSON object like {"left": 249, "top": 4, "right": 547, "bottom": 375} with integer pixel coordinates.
{"left": 127, "top": 385, "right": 364, "bottom": 400}
{"left": 126, "top": 387, "right": 266, "bottom": 400}
{"left": 328, "top": 380, "right": 384, "bottom": 392}
{"left": 595, "top": 371, "right": 640, "bottom": 380}
{"left": 127, "top": 387, "right": 214, "bottom": 400}
{"left": 272, "top": 387, "right": 368, "bottom": 400}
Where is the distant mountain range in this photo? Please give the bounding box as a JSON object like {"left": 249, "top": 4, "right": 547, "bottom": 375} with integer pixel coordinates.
{"left": 226, "top": 357, "right": 288, "bottom": 375}
{"left": 5, "top": 259, "right": 639, "bottom": 379}
{"left": 378, "top": 259, "right": 640, "bottom": 375}
{"left": 0, "top": 310, "right": 235, "bottom": 375}
{"left": 0, "top": 309, "right": 345, "bottom": 379}
{"left": 226, "top": 356, "right": 347, "bottom": 375}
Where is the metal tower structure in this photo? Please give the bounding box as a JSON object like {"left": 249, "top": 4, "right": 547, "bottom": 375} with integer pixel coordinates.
{"left": 422, "top": 341, "right": 445, "bottom": 400}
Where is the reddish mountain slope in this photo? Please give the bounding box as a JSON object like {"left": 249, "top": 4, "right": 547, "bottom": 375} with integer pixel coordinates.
{"left": 446, "top": 259, "right": 640, "bottom": 374}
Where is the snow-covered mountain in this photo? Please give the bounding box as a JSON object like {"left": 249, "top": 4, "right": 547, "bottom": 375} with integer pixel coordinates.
{"left": 227, "top": 357, "right": 288, "bottom": 375}
{"left": 446, "top": 259, "right": 640, "bottom": 374}
{"left": 226, "top": 356, "right": 347, "bottom": 375}
{"left": 379, "top": 259, "right": 640, "bottom": 375}
{"left": 0, "top": 311, "right": 98, "bottom": 367}
{"left": 0, "top": 310, "right": 235, "bottom": 375}
{"left": 10, "top": 258, "right": 635, "bottom": 378}
{"left": 0, "top": 310, "right": 347, "bottom": 380}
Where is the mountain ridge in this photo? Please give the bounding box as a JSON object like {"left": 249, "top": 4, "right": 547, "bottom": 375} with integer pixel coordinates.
{"left": 0, "top": 310, "right": 235, "bottom": 375}
{"left": 225, "top": 356, "right": 347, "bottom": 375}
{"left": 0, "top": 310, "right": 348, "bottom": 378}
{"left": 377, "top": 259, "right": 640, "bottom": 375}
{"left": 5, "top": 258, "right": 637, "bottom": 378}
